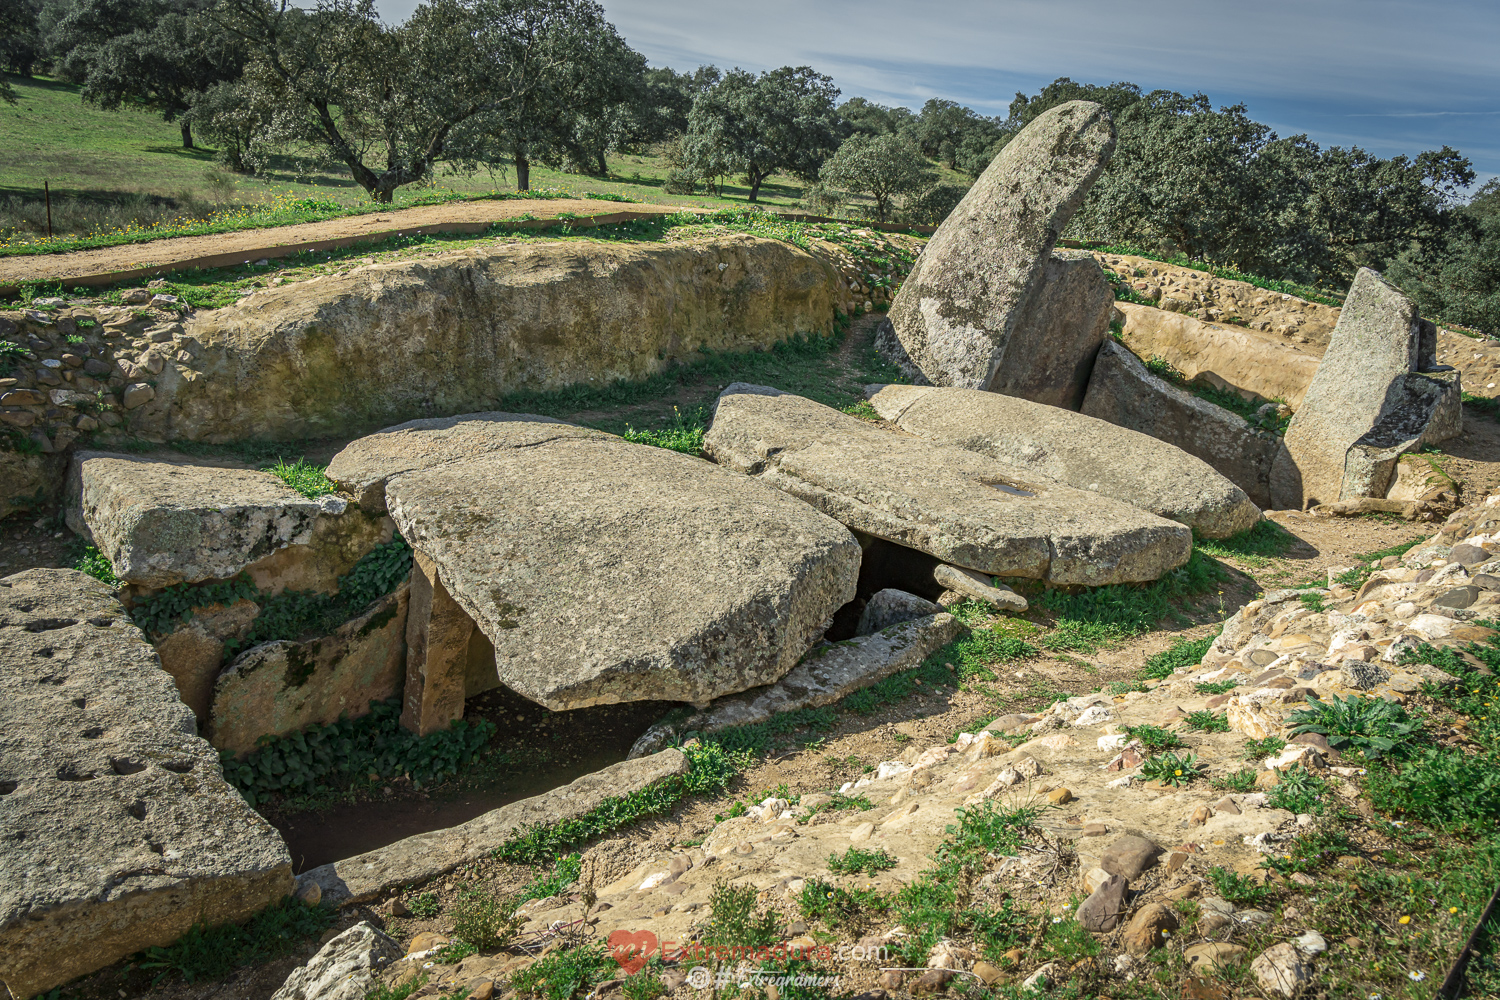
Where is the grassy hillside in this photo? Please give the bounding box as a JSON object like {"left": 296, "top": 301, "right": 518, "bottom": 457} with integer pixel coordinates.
{"left": 1, "top": 73, "right": 971, "bottom": 250}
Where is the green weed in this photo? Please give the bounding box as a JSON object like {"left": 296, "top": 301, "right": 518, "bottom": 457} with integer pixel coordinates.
{"left": 1332, "top": 537, "right": 1426, "bottom": 588}
{"left": 1211, "top": 769, "right": 1258, "bottom": 792}
{"left": 798, "top": 879, "right": 890, "bottom": 931}
{"left": 1139, "top": 752, "right": 1202, "bottom": 787}
{"left": 1205, "top": 866, "right": 1274, "bottom": 906}
{"left": 1300, "top": 591, "right": 1328, "bottom": 613}
{"left": 622, "top": 406, "right": 707, "bottom": 455}
{"left": 1243, "top": 736, "right": 1287, "bottom": 759}
{"left": 0, "top": 341, "right": 27, "bottom": 375}
{"left": 1121, "top": 724, "right": 1185, "bottom": 754}
{"left": 1185, "top": 710, "right": 1230, "bottom": 733}
{"left": 72, "top": 544, "right": 119, "bottom": 586}
{"left": 827, "top": 846, "right": 898, "bottom": 876}
{"left": 408, "top": 892, "right": 441, "bottom": 918}
{"left": 1286, "top": 693, "right": 1420, "bottom": 759}
{"left": 1196, "top": 678, "right": 1239, "bottom": 695}
{"left": 518, "top": 853, "right": 583, "bottom": 904}
{"left": 703, "top": 880, "right": 780, "bottom": 950}
{"left": 450, "top": 889, "right": 524, "bottom": 952}
{"left": 267, "top": 457, "right": 337, "bottom": 498}
{"left": 221, "top": 698, "right": 495, "bottom": 808}
{"left": 511, "top": 942, "right": 616, "bottom": 1000}
{"left": 1266, "top": 766, "right": 1332, "bottom": 815}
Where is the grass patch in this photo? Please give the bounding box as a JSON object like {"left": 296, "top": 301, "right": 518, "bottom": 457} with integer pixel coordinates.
{"left": 495, "top": 741, "right": 747, "bottom": 866}
{"left": 1204, "top": 866, "right": 1274, "bottom": 907}
{"left": 621, "top": 406, "right": 707, "bottom": 456}
{"left": 1212, "top": 768, "right": 1258, "bottom": 792}
{"left": 1331, "top": 536, "right": 1427, "bottom": 588}
{"left": 267, "top": 457, "right": 337, "bottom": 498}
{"left": 134, "top": 896, "right": 332, "bottom": 984}
{"left": 1139, "top": 751, "right": 1202, "bottom": 787}
{"left": 1196, "top": 678, "right": 1240, "bottom": 695}
{"left": 1195, "top": 519, "right": 1297, "bottom": 569}
{"left": 72, "top": 544, "right": 119, "bottom": 586}
{"left": 1144, "top": 634, "right": 1217, "bottom": 679}
{"left": 1121, "top": 724, "right": 1185, "bottom": 754}
{"left": 1032, "top": 549, "right": 1227, "bottom": 654}
{"left": 1185, "top": 710, "right": 1230, "bottom": 733}
{"left": 511, "top": 942, "right": 616, "bottom": 1000}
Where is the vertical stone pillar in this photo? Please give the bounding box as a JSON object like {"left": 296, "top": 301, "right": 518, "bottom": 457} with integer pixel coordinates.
{"left": 400, "top": 549, "right": 474, "bottom": 735}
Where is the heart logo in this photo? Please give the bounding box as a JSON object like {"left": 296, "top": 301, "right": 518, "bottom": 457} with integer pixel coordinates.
{"left": 607, "top": 929, "right": 658, "bottom": 974}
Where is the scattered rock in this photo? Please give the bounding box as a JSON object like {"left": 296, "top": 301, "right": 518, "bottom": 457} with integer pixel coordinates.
{"left": 1183, "top": 943, "right": 1247, "bottom": 973}
{"left": 1122, "top": 902, "right": 1179, "bottom": 955}
{"left": 1250, "top": 942, "right": 1315, "bottom": 998}
{"left": 1075, "top": 873, "right": 1128, "bottom": 932}
{"left": 1101, "top": 835, "right": 1162, "bottom": 880}
{"left": 270, "top": 923, "right": 402, "bottom": 1000}
{"left": 931, "top": 562, "right": 1028, "bottom": 611}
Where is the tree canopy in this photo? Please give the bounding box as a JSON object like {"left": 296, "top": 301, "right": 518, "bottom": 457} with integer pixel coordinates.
{"left": 681, "top": 66, "right": 842, "bottom": 202}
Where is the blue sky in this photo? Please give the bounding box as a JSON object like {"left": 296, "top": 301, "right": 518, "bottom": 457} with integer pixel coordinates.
{"left": 376, "top": 0, "right": 1500, "bottom": 188}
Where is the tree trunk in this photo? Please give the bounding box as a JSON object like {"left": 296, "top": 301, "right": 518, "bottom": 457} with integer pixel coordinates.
{"left": 516, "top": 151, "right": 531, "bottom": 192}
{"left": 594, "top": 149, "right": 607, "bottom": 177}
{"left": 748, "top": 174, "right": 761, "bottom": 202}
{"left": 181, "top": 121, "right": 194, "bottom": 150}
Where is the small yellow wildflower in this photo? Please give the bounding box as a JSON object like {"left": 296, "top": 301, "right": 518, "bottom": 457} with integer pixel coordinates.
{"left": 1399, "top": 915, "right": 1411, "bottom": 925}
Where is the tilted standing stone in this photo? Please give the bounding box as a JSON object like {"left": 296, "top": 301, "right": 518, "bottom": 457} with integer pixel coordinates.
{"left": 1271, "top": 268, "right": 1460, "bottom": 509}
{"left": 878, "top": 100, "right": 1117, "bottom": 394}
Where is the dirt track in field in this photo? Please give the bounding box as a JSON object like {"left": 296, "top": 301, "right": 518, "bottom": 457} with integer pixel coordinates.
{"left": 0, "top": 198, "right": 699, "bottom": 285}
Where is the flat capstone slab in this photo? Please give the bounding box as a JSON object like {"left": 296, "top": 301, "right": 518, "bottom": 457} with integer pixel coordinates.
{"left": 704, "top": 384, "right": 1192, "bottom": 586}
{"left": 328, "top": 413, "right": 861, "bottom": 711}
{"left": 867, "top": 384, "right": 1261, "bottom": 538}
{"left": 0, "top": 569, "right": 292, "bottom": 1000}
{"left": 68, "top": 451, "right": 347, "bottom": 589}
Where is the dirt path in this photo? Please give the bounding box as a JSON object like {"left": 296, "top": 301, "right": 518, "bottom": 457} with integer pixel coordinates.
{"left": 0, "top": 198, "right": 698, "bottom": 285}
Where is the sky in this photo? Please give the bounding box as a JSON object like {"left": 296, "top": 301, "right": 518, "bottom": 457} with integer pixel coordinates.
{"left": 376, "top": 0, "right": 1500, "bottom": 188}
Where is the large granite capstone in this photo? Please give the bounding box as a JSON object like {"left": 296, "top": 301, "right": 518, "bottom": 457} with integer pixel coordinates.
{"left": 867, "top": 384, "right": 1260, "bottom": 538}
{"left": 327, "top": 413, "right": 861, "bottom": 711}
{"left": 1272, "top": 268, "right": 1461, "bottom": 508}
{"left": 704, "top": 384, "right": 1191, "bottom": 585}
{"left": 879, "top": 100, "right": 1116, "bottom": 391}
{"left": 0, "top": 569, "right": 292, "bottom": 1000}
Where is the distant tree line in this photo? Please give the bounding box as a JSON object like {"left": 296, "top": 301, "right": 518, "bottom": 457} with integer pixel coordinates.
{"left": 1, "top": 0, "right": 1494, "bottom": 332}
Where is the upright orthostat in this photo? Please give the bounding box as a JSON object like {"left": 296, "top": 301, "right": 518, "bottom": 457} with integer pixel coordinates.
{"left": 1271, "top": 268, "right": 1461, "bottom": 509}
{"left": 878, "top": 100, "right": 1117, "bottom": 393}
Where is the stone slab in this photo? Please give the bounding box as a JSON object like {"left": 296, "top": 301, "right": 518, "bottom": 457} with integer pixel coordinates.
{"left": 295, "top": 748, "right": 689, "bottom": 907}
{"left": 67, "top": 451, "right": 349, "bottom": 589}
{"left": 209, "top": 585, "right": 410, "bottom": 755}
{"left": 331, "top": 413, "right": 861, "bottom": 711}
{"left": 705, "top": 384, "right": 1191, "bottom": 585}
{"left": 326, "top": 411, "right": 604, "bottom": 514}
{"left": 1273, "top": 268, "right": 1459, "bottom": 508}
{"left": 1081, "top": 340, "right": 1280, "bottom": 509}
{"left": 984, "top": 250, "right": 1114, "bottom": 410}
{"left": 869, "top": 383, "right": 1260, "bottom": 537}
{"left": 628, "top": 611, "right": 964, "bottom": 757}
{"left": 879, "top": 101, "right": 1116, "bottom": 390}
{"left": 0, "top": 569, "right": 292, "bottom": 1000}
